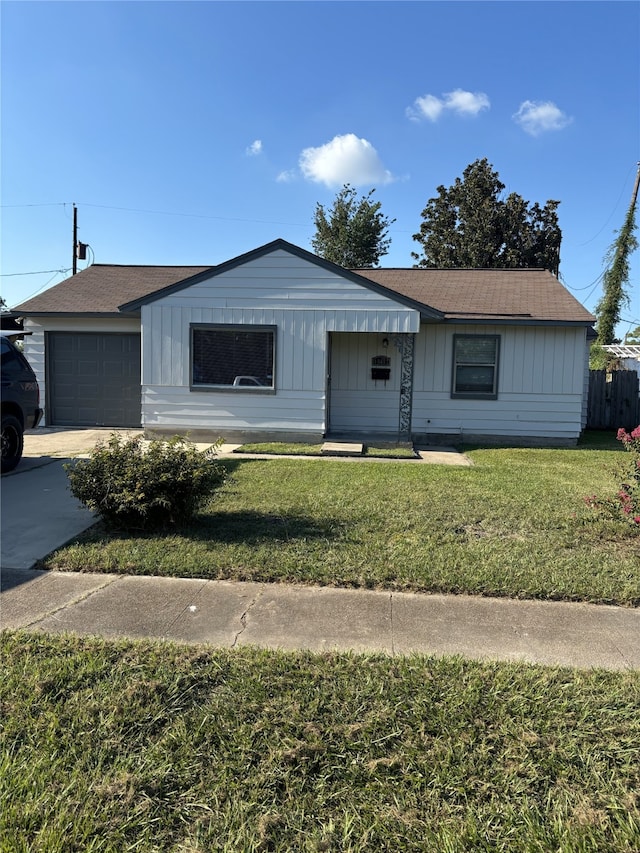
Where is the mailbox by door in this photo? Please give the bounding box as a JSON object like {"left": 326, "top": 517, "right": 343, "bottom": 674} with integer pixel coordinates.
{"left": 371, "top": 354, "right": 391, "bottom": 381}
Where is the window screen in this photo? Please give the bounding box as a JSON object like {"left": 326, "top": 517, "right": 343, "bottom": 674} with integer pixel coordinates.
{"left": 192, "top": 326, "right": 274, "bottom": 388}
{"left": 452, "top": 335, "right": 499, "bottom": 398}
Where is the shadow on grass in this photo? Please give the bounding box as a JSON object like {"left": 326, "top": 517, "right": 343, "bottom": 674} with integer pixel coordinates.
{"left": 192, "top": 510, "right": 343, "bottom": 544}
{"left": 461, "top": 430, "right": 625, "bottom": 453}
{"left": 71, "top": 509, "right": 344, "bottom": 548}
{"left": 576, "top": 430, "right": 626, "bottom": 451}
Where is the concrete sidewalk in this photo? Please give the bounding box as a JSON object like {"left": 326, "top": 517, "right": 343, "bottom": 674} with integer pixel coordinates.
{"left": 1, "top": 427, "right": 638, "bottom": 671}
{"left": 2, "top": 570, "right": 639, "bottom": 670}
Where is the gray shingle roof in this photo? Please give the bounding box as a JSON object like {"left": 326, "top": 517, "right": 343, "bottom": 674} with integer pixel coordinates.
{"left": 13, "top": 254, "right": 594, "bottom": 325}
{"left": 353, "top": 268, "right": 595, "bottom": 323}
{"left": 14, "top": 264, "right": 212, "bottom": 315}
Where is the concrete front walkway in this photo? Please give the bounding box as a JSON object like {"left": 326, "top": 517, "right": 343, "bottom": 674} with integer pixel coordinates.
{"left": 16, "top": 426, "right": 472, "bottom": 466}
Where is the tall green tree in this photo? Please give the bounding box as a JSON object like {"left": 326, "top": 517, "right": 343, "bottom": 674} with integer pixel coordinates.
{"left": 411, "top": 159, "right": 562, "bottom": 274}
{"left": 594, "top": 167, "right": 639, "bottom": 347}
{"left": 312, "top": 185, "right": 395, "bottom": 268}
{"left": 624, "top": 325, "right": 640, "bottom": 345}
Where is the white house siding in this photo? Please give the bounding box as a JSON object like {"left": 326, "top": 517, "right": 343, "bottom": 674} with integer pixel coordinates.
{"left": 411, "top": 323, "right": 589, "bottom": 442}
{"left": 22, "top": 317, "right": 141, "bottom": 426}
{"left": 139, "top": 250, "right": 420, "bottom": 438}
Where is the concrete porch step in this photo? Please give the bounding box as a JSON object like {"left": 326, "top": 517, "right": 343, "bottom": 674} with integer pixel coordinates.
{"left": 321, "top": 441, "right": 364, "bottom": 457}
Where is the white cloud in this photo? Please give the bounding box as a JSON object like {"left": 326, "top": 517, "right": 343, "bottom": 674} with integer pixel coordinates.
{"left": 408, "top": 94, "right": 444, "bottom": 122}
{"left": 443, "top": 89, "right": 490, "bottom": 116}
{"left": 513, "top": 101, "right": 573, "bottom": 136}
{"left": 407, "top": 89, "right": 490, "bottom": 122}
{"left": 299, "top": 133, "right": 394, "bottom": 187}
{"left": 276, "top": 169, "right": 296, "bottom": 183}
{"left": 246, "top": 139, "right": 262, "bottom": 156}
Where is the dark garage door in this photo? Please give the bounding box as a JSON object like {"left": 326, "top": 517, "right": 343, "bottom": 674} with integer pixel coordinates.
{"left": 48, "top": 332, "right": 141, "bottom": 427}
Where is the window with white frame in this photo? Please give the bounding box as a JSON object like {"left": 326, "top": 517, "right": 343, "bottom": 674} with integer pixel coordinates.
{"left": 451, "top": 334, "right": 499, "bottom": 399}
{"left": 191, "top": 325, "right": 275, "bottom": 389}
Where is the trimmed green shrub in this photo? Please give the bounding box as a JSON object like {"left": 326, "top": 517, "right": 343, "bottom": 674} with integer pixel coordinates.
{"left": 65, "top": 434, "right": 227, "bottom": 531}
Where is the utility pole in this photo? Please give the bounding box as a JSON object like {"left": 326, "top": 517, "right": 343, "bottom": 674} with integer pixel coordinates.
{"left": 72, "top": 203, "right": 88, "bottom": 275}
{"left": 631, "top": 161, "right": 640, "bottom": 217}
{"left": 72, "top": 203, "right": 78, "bottom": 275}
{"left": 595, "top": 162, "right": 640, "bottom": 346}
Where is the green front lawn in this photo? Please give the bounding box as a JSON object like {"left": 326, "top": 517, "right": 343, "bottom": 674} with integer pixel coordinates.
{"left": 2, "top": 632, "right": 639, "bottom": 852}
{"left": 44, "top": 444, "right": 639, "bottom": 605}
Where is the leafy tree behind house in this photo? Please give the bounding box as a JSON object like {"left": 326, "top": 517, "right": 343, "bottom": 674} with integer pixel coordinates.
{"left": 624, "top": 325, "right": 640, "bottom": 345}
{"left": 312, "top": 184, "right": 395, "bottom": 268}
{"left": 411, "top": 158, "right": 562, "bottom": 275}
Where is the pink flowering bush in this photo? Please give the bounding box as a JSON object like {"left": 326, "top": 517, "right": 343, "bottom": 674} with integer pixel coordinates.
{"left": 584, "top": 425, "right": 640, "bottom": 527}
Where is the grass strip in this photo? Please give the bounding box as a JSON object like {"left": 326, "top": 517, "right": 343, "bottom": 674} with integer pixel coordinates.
{"left": 1, "top": 632, "right": 638, "bottom": 852}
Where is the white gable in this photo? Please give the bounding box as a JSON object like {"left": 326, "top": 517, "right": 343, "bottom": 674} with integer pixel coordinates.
{"left": 151, "top": 248, "right": 421, "bottom": 330}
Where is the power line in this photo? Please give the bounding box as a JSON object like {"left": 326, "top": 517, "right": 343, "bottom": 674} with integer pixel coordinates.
{"left": 0, "top": 202, "right": 70, "bottom": 209}
{"left": 563, "top": 269, "right": 606, "bottom": 292}
{"left": 78, "top": 202, "right": 310, "bottom": 228}
{"left": 9, "top": 269, "right": 69, "bottom": 306}
{"left": 1, "top": 200, "right": 311, "bottom": 228}
{"left": 577, "top": 162, "right": 638, "bottom": 247}
{"left": 0, "top": 268, "right": 70, "bottom": 277}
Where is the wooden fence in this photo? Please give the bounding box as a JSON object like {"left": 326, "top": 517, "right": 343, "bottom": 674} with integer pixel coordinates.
{"left": 587, "top": 370, "right": 640, "bottom": 430}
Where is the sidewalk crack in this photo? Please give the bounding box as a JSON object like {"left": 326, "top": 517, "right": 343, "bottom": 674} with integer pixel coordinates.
{"left": 390, "top": 592, "right": 395, "bottom": 656}
{"left": 165, "top": 580, "right": 210, "bottom": 632}
{"left": 232, "top": 595, "right": 259, "bottom": 648}
{"left": 20, "top": 573, "right": 121, "bottom": 629}
{"left": 610, "top": 637, "right": 635, "bottom": 670}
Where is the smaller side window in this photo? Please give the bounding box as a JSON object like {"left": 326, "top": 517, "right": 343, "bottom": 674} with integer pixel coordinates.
{"left": 452, "top": 334, "right": 499, "bottom": 399}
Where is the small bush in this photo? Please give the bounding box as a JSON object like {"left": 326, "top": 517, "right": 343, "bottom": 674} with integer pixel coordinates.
{"left": 65, "top": 434, "right": 227, "bottom": 531}
{"left": 584, "top": 425, "right": 640, "bottom": 527}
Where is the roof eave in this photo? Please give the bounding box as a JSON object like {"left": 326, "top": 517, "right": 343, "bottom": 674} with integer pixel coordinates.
{"left": 441, "top": 316, "right": 594, "bottom": 326}
{"left": 17, "top": 311, "right": 140, "bottom": 319}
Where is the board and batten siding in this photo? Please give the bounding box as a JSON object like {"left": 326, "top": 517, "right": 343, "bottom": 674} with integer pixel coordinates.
{"left": 22, "top": 317, "right": 141, "bottom": 426}
{"left": 140, "top": 250, "right": 420, "bottom": 435}
{"left": 412, "top": 323, "right": 590, "bottom": 441}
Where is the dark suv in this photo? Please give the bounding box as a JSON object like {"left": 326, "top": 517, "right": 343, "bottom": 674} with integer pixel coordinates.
{"left": 1, "top": 333, "right": 43, "bottom": 473}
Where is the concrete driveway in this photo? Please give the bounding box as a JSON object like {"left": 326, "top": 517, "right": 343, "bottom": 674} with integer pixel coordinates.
{"left": 15, "top": 426, "right": 145, "bottom": 471}
{"left": 1, "top": 432, "right": 103, "bottom": 581}
{"left": 1, "top": 428, "right": 145, "bottom": 578}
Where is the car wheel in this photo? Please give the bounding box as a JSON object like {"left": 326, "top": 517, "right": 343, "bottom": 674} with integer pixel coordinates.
{"left": 1, "top": 414, "right": 24, "bottom": 473}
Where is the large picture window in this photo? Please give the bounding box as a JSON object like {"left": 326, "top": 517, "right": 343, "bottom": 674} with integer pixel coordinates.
{"left": 452, "top": 334, "right": 499, "bottom": 399}
{"left": 191, "top": 325, "right": 275, "bottom": 390}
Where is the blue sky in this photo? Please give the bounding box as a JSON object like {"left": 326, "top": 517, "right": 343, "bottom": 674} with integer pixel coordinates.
{"left": 2, "top": 1, "right": 639, "bottom": 338}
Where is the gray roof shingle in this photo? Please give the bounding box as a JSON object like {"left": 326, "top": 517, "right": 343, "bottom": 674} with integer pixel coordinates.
{"left": 353, "top": 267, "right": 595, "bottom": 323}
{"left": 13, "top": 256, "right": 594, "bottom": 325}
{"left": 14, "top": 264, "right": 212, "bottom": 315}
